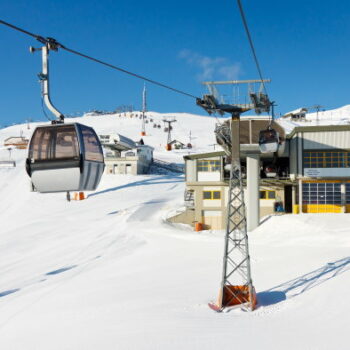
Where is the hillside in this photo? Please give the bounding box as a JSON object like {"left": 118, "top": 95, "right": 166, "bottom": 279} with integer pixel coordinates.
{"left": 0, "top": 111, "right": 349, "bottom": 349}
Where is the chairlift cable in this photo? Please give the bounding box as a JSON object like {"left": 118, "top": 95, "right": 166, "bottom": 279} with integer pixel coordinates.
{"left": 236, "top": 0, "right": 268, "bottom": 95}
{"left": 0, "top": 19, "right": 199, "bottom": 100}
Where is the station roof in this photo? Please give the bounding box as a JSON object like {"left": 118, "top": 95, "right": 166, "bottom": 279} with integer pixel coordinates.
{"left": 286, "top": 124, "right": 350, "bottom": 138}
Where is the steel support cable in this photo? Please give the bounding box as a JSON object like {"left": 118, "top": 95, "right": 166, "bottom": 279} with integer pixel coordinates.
{"left": 0, "top": 19, "right": 199, "bottom": 100}
{"left": 236, "top": 0, "right": 268, "bottom": 95}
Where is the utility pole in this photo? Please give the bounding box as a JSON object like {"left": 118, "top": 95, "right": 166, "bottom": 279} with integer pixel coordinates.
{"left": 141, "top": 84, "right": 147, "bottom": 136}
{"left": 188, "top": 130, "right": 193, "bottom": 148}
{"left": 163, "top": 117, "right": 176, "bottom": 151}
{"left": 312, "top": 104, "right": 324, "bottom": 125}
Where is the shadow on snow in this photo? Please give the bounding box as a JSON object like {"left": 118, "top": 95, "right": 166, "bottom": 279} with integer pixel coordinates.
{"left": 0, "top": 289, "right": 20, "bottom": 298}
{"left": 257, "top": 256, "right": 350, "bottom": 307}
{"left": 45, "top": 265, "right": 77, "bottom": 276}
{"left": 88, "top": 175, "right": 183, "bottom": 198}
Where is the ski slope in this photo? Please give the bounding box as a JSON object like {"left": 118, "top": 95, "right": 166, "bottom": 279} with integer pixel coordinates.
{"left": 0, "top": 111, "right": 349, "bottom": 349}
{"left": 279, "top": 104, "right": 350, "bottom": 133}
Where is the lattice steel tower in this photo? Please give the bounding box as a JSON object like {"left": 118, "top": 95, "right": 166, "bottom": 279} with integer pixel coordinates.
{"left": 197, "top": 79, "right": 271, "bottom": 311}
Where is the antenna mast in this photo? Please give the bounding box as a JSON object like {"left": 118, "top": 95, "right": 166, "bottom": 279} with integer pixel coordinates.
{"left": 141, "top": 84, "right": 147, "bottom": 136}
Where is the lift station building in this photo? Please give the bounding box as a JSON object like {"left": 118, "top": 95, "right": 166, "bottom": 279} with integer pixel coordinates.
{"left": 170, "top": 118, "right": 350, "bottom": 231}
{"left": 99, "top": 133, "right": 153, "bottom": 175}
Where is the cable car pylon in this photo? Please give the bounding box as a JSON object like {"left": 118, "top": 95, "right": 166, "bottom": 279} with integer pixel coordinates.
{"left": 197, "top": 79, "right": 271, "bottom": 312}
{"left": 163, "top": 117, "right": 176, "bottom": 151}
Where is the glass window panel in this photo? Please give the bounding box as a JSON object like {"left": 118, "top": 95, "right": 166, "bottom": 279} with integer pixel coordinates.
{"left": 203, "top": 191, "right": 212, "bottom": 199}
{"left": 81, "top": 126, "right": 103, "bottom": 162}
{"left": 30, "top": 128, "right": 52, "bottom": 161}
{"left": 55, "top": 127, "right": 79, "bottom": 159}
{"left": 268, "top": 191, "right": 276, "bottom": 199}
{"left": 213, "top": 191, "right": 221, "bottom": 199}
{"left": 260, "top": 191, "right": 266, "bottom": 199}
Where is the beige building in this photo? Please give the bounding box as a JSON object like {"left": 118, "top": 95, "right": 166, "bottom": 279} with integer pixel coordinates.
{"left": 171, "top": 151, "right": 286, "bottom": 230}
{"left": 4, "top": 136, "right": 29, "bottom": 149}
{"left": 170, "top": 123, "right": 350, "bottom": 230}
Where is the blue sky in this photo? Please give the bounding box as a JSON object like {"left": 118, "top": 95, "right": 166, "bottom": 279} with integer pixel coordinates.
{"left": 1, "top": 0, "right": 350, "bottom": 126}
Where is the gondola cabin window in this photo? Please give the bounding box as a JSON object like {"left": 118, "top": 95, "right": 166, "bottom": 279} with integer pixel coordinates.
{"left": 29, "top": 128, "right": 50, "bottom": 160}
{"left": 55, "top": 128, "right": 79, "bottom": 159}
{"left": 81, "top": 127, "right": 104, "bottom": 162}
{"left": 29, "top": 126, "right": 79, "bottom": 161}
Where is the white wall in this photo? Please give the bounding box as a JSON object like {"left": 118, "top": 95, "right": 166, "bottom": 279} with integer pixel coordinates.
{"left": 197, "top": 172, "right": 221, "bottom": 182}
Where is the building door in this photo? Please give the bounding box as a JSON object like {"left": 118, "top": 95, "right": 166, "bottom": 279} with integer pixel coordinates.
{"left": 202, "top": 210, "right": 222, "bottom": 230}
{"left": 126, "top": 164, "right": 132, "bottom": 174}
{"left": 302, "top": 182, "right": 342, "bottom": 213}
{"left": 113, "top": 165, "right": 118, "bottom": 174}
{"left": 284, "top": 185, "right": 293, "bottom": 213}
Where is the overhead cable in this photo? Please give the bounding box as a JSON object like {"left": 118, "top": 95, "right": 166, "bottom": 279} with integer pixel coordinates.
{"left": 0, "top": 19, "right": 198, "bottom": 100}
{"left": 236, "top": 0, "right": 268, "bottom": 94}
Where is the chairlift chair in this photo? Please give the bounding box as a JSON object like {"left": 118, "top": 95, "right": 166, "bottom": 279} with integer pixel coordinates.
{"left": 258, "top": 127, "right": 279, "bottom": 153}
{"left": 26, "top": 123, "right": 104, "bottom": 193}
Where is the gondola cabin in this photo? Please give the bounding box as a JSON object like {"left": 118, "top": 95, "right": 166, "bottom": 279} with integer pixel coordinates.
{"left": 259, "top": 128, "right": 279, "bottom": 153}
{"left": 26, "top": 123, "right": 105, "bottom": 193}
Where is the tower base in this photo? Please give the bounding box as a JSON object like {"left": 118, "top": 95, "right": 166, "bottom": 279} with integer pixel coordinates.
{"left": 209, "top": 285, "right": 257, "bottom": 312}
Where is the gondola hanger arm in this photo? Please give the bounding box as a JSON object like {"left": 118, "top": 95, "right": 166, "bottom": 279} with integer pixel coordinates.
{"left": 30, "top": 42, "right": 65, "bottom": 123}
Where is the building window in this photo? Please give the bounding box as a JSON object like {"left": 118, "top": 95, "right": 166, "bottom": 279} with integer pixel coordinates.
{"left": 346, "top": 183, "right": 350, "bottom": 204}
{"left": 303, "top": 182, "right": 341, "bottom": 204}
{"left": 197, "top": 160, "right": 220, "bottom": 172}
{"left": 203, "top": 190, "right": 221, "bottom": 200}
{"left": 260, "top": 190, "right": 276, "bottom": 199}
{"left": 303, "top": 151, "right": 350, "bottom": 168}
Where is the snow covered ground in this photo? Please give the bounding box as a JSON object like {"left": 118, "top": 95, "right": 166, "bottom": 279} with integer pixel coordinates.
{"left": 0, "top": 111, "right": 349, "bottom": 349}
{"left": 279, "top": 104, "right": 350, "bottom": 133}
